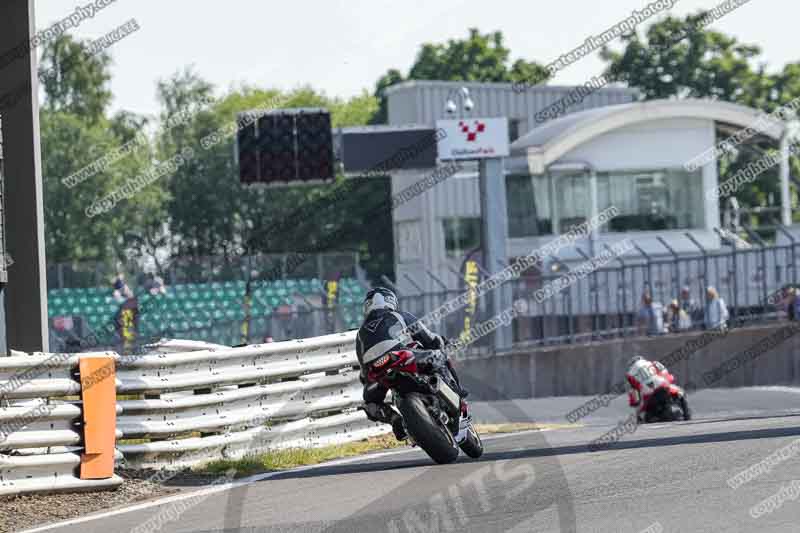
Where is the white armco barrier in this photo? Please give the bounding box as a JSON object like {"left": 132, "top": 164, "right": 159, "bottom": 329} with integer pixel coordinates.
{"left": 117, "top": 331, "right": 390, "bottom": 469}
{"left": 0, "top": 331, "right": 390, "bottom": 495}
{"left": 0, "top": 331, "right": 387, "bottom": 493}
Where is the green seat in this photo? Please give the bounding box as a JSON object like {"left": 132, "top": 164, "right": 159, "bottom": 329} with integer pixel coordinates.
{"left": 225, "top": 288, "right": 241, "bottom": 299}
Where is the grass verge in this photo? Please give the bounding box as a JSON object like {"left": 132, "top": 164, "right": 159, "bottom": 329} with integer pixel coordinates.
{"left": 198, "top": 422, "right": 580, "bottom": 477}
{"left": 201, "top": 433, "right": 403, "bottom": 477}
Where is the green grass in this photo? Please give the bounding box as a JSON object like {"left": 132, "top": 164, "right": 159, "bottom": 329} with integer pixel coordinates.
{"left": 195, "top": 422, "right": 579, "bottom": 477}
{"left": 200, "top": 433, "right": 403, "bottom": 476}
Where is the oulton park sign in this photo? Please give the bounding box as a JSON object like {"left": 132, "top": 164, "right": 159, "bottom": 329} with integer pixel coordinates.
{"left": 436, "top": 117, "right": 510, "bottom": 160}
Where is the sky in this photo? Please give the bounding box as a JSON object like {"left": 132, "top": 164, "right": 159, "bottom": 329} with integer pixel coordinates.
{"left": 34, "top": 0, "right": 798, "bottom": 120}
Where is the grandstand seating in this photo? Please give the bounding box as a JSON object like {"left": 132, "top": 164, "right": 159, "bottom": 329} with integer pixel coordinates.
{"left": 47, "top": 277, "right": 366, "bottom": 347}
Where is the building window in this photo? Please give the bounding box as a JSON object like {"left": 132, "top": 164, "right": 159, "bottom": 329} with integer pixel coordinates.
{"left": 555, "top": 173, "right": 590, "bottom": 232}
{"left": 598, "top": 169, "right": 704, "bottom": 232}
{"left": 443, "top": 218, "right": 481, "bottom": 257}
{"left": 508, "top": 119, "right": 521, "bottom": 143}
{"left": 506, "top": 175, "right": 552, "bottom": 237}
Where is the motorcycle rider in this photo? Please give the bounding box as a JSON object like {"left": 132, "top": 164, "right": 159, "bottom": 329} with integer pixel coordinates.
{"left": 356, "top": 287, "right": 468, "bottom": 441}
{"left": 625, "top": 355, "right": 690, "bottom": 422}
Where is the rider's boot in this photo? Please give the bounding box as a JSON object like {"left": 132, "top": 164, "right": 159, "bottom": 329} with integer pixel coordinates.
{"left": 390, "top": 412, "right": 408, "bottom": 441}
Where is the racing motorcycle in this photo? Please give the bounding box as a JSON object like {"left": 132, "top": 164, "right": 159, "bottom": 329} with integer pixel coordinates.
{"left": 641, "top": 384, "right": 691, "bottom": 423}
{"left": 365, "top": 345, "right": 483, "bottom": 464}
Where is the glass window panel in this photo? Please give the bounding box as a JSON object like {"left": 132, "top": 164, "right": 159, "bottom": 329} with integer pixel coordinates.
{"left": 555, "top": 173, "right": 589, "bottom": 232}
{"left": 506, "top": 175, "right": 552, "bottom": 237}
{"left": 443, "top": 218, "right": 481, "bottom": 258}
{"left": 598, "top": 169, "right": 703, "bottom": 232}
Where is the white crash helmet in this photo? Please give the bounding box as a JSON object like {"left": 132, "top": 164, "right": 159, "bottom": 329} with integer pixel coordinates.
{"left": 363, "top": 287, "right": 398, "bottom": 318}
{"left": 627, "top": 355, "right": 645, "bottom": 369}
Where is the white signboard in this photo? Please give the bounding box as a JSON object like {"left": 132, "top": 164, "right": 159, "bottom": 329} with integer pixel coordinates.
{"left": 436, "top": 117, "right": 510, "bottom": 160}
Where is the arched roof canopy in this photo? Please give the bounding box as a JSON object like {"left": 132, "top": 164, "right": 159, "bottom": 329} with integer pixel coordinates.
{"left": 510, "top": 98, "right": 788, "bottom": 174}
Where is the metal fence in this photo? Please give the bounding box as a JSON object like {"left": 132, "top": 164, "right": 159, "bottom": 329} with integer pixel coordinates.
{"left": 46, "top": 232, "right": 800, "bottom": 354}
{"left": 46, "top": 252, "right": 361, "bottom": 290}
{"left": 397, "top": 232, "right": 800, "bottom": 348}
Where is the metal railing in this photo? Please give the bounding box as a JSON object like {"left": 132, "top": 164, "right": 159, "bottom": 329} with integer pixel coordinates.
{"left": 46, "top": 231, "right": 800, "bottom": 354}
{"left": 0, "top": 351, "right": 124, "bottom": 496}
{"left": 0, "top": 331, "right": 388, "bottom": 496}
{"left": 115, "top": 331, "right": 387, "bottom": 470}
{"left": 395, "top": 232, "right": 800, "bottom": 348}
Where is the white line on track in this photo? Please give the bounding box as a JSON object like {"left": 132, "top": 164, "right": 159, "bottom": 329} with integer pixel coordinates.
{"left": 19, "top": 429, "right": 552, "bottom": 533}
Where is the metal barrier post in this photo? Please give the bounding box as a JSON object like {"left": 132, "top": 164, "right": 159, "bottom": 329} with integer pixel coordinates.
{"left": 78, "top": 355, "right": 117, "bottom": 480}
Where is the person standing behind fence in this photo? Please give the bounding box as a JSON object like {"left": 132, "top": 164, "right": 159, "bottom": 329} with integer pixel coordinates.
{"left": 666, "top": 299, "right": 692, "bottom": 332}
{"left": 704, "top": 286, "right": 729, "bottom": 330}
{"left": 637, "top": 291, "right": 665, "bottom": 336}
{"left": 680, "top": 286, "right": 702, "bottom": 324}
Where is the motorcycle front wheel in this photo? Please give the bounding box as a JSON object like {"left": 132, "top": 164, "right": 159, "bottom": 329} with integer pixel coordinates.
{"left": 397, "top": 392, "right": 459, "bottom": 464}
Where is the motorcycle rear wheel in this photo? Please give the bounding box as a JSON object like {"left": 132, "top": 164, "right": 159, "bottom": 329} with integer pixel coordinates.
{"left": 397, "top": 392, "right": 459, "bottom": 464}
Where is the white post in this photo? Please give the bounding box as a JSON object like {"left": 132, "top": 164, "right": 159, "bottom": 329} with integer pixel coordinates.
{"left": 780, "top": 133, "right": 792, "bottom": 227}
{"left": 589, "top": 168, "right": 599, "bottom": 257}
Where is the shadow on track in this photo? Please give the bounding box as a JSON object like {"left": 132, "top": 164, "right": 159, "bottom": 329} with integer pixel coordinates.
{"left": 240, "top": 419, "right": 800, "bottom": 483}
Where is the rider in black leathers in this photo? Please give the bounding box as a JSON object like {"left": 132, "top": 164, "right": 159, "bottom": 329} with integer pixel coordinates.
{"left": 356, "top": 287, "right": 466, "bottom": 440}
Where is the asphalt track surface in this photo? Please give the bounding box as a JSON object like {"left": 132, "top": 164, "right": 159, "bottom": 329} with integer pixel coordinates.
{"left": 21, "top": 387, "right": 800, "bottom": 533}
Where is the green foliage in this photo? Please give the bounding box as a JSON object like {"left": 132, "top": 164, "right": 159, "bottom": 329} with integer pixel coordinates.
{"left": 40, "top": 111, "right": 165, "bottom": 263}
{"left": 600, "top": 13, "right": 764, "bottom": 101}
{"left": 371, "top": 28, "right": 547, "bottom": 124}
{"left": 39, "top": 35, "right": 165, "bottom": 264}
{"left": 155, "top": 73, "right": 390, "bottom": 278}
{"left": 39, "top": 34, "right": 113, "bottom": 124}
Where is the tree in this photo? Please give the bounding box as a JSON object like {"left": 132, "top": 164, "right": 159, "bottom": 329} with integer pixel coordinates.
{"left": 39, "top": 35, "right": 165, "bottom": 266}
{"left": 371, "top": 69, "right": 404, "bottom": 124}
{"left": 371, "top": 28, "right": 547, "bottom": 124}
{"left": 39, "top": 34, "right": 113, "bottom": 125}
{"left": 155, "top": 72, "right": 391, "bottom": 279}
{"left": 600, "top": 13, "right": 764, "bottom": 102}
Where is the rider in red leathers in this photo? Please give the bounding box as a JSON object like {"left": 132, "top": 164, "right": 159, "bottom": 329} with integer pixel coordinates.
{"left": 625, "top": 355, "right": 690, "bottom": 422}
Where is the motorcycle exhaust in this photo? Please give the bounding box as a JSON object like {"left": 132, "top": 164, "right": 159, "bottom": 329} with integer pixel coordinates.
{"left": 428, "top": 375, "right": 461, "bottom": 415}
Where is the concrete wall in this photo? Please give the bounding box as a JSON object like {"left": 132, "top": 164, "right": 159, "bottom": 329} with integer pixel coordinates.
{"left": 458, "top": 323, "right": 800, "bottom": 400}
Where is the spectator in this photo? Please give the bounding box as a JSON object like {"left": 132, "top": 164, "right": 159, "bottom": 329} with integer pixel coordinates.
{"left": 704, "top": 286, "right": 729, "bottom": 330}
{"left": 790, "top": 288, "right": 800, "bottom": 322}
{"left": 679, "top": 286, "right": 702, "bottom": 324}
{"left": 144, "top": 273, "right": 167, "bottom": 296}
{"left": 111, "top": 273, "right": 129, "bottom": 303}
{"left": 112, "top": 278, "right": 139, "bottom": 352}
{"left": 637, "top": 291, "right": 665, "bottom": 336}
{"left": 666, "top": 299, "right": 692, "bottom": 332}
